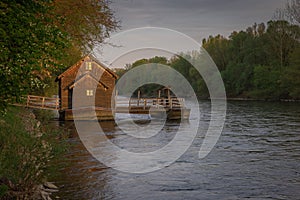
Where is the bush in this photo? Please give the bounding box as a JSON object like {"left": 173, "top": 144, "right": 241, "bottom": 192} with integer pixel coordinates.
{"left": 250, "top": 65, "right": 282, "bottom": 100}
{"left": 0, "top": 107, "right": 67, "bottom": 199}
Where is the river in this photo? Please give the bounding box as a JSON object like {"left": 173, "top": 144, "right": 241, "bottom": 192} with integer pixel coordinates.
{"left": 54, "top": 101, "right": 300, "bottom": 200}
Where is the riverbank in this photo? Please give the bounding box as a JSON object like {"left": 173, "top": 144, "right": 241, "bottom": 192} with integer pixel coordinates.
{"left": 0, "top": 107, "right": 67, "bottom": 199}
{"left": 226, "top": 97, "right": 300, "bottom": 102}
{"left": 199, "top": 96, "right": 300, "bottom": 102}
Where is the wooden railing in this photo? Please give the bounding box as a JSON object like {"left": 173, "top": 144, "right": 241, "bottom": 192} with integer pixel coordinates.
{"left": 26, "top": 95, "right": 60, "bottom": 110}
{"left": 116, "top": 97, "right": 185, "bottom": 110}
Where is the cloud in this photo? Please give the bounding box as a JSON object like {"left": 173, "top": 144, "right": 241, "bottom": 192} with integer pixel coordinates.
{"left": 111, "top": 0, "right": 285, "bottom": 40}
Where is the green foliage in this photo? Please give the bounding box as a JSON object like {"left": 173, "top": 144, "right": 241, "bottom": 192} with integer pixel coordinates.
{"left": 251, "top": 65, "right": 282, "bottom": 100}
{"left": 114, "top": 68, "right": 127, "bottom": 77}
{"left": 0, "top": 184, "right": 8, "bottom": 198}
{"left": 202, "top": 19, "right": 300, "bottom": 100}
{"left": 119, "top": 54, "right": 207, "bottom": 98}
{"left": 0, "top": 0, "right": 69, "bottom": 110}
{"left": 131, "top": 58, "right": 149, "bottom": 68}
{"left": 266, "top": 20, "right": 300, "bottom": 67}
{"left": 171, "top": 54, "right": 193, "bottom": 78}
{"left": 281, "top": 46, "right": 300, "bottom": 99}
{"left": 202, "top": 34, "right": 229, "bottom": 71}
{"left": 222, "top": 63, "right": 253, "bottom": 97}
{"left": 120, "top": 57, "right": 172, "bottom": 97}
{"left": 0, "top": 107, "right": 68, "bottom": 199}
{"left": 52, "top": 0, "right": 119, "bottom": 53}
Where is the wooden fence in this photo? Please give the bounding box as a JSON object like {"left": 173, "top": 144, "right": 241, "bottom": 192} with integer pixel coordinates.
{"left": 25, "top": 95, "right": 60, "bottom": 110}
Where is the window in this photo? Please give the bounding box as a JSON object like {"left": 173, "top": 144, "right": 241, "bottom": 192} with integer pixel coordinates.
{"left": 86, "top": 90, "right": 93, "bottom": 96}
{"left": 86, "top": 62, "right": 92, "bottom": 71}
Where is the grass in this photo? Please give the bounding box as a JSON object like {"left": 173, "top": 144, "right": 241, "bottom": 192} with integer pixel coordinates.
{"left": 0, "top": 106, "right": 68, "bottom": 199}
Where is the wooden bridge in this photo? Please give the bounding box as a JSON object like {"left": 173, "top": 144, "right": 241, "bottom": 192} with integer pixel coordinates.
{"left": 21, "top": 95, "right": 190, "bottom": 120}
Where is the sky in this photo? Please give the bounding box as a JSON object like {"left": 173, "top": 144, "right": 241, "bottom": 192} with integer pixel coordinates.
{"left": 110, "top": 0, "right": 285, "bottom": 41}
{"left": 96, "top": 0, "right": 286, "bottom": 68}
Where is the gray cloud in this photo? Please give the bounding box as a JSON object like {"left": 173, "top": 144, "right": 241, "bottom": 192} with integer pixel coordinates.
{"left": 111, "top": 0, "right": 285, "bottom": 41}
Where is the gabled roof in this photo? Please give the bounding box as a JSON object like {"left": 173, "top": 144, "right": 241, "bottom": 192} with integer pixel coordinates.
{"left": 56, "top": 55, "right": 118, "bottom": 80}
{"left": 88, "top": 55, "right": 118, "bottom": 79}
{"left": 68, "top": 73, "right": 109, "bottom": 90}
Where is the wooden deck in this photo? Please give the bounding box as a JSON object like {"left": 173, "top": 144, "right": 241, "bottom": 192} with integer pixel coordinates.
{"left": 115, "top": 97, "right": 190, "bottom": 120}
{"left": 115, "top": 97, "right": 185, "bottom": 112}
{"left": 20, "top": 95, "right": 190, "bottom": 120}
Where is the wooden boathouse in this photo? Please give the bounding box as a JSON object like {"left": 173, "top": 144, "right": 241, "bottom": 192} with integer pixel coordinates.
{"left": 22, "top": 57, "right": 191, "bottom": 120}
{"left": 55, "top": 56, "right": 118, "bottom": 120}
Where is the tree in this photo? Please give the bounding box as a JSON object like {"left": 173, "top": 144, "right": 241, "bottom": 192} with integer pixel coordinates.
{"left": 266, "top": 20, "right": 300, "bottom": 67}
{"left": 202, "top": 34, "right": 229, "bottom": 71}
{"left": 257, "top": 23, "right": 266, "bottom": 36}
{"left": 228, "top": 31, "right": 249, "bottom": 64}
{"left": 149, "top": 56, "right": 168, "bottom": 65}
{"left": 286, "top": 0, "right": 300, "bottom": 24}
{"left": 52, "top": 0, "right": 119, "bottom": 54}
{"left": 131, "top": 58, "right": 149, "bottom": 68}
{"left": 282, "top": 45, "right": 300, "bottom": 99}
{"left": 251, "top": 65, "right": 282, "bottom": 100}
{"left": 222, "top": 63, "right": 253, "bottom": 97}
{"left": 0, "top": 0, "right": 69, "bottom": 111}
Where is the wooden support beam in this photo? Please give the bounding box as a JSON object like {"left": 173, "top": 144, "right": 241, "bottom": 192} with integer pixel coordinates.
{"left": 42, "top": 97, "right": 45, "bottom": 108}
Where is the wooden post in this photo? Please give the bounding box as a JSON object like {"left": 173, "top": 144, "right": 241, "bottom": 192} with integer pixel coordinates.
{"left": 167, "top": 88, "right": 171, "bottom": 108}
{"left": 42, "top": 97, "right": 45, "bottom": 108}
{"left": 56, "top": 98, "right": 59, "bottom": 110}
{"left": 114, "top": 90, "right": 119, "bottom": 105}
{"left": 26, "top": 95, "right": 30, "bottom": 107}
{"left": 115, "top": 89, "right": 118, "bottom": 109}
{"left": 137, "top": 90, "right": 141, "bottom": 106}
{"left": 157, "top": 90, "right": 161, "bottom": 107}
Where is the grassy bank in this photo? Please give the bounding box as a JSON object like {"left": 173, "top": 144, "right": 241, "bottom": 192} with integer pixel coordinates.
{"left": 0, "top": 107, "right": 68, "bottom": 199}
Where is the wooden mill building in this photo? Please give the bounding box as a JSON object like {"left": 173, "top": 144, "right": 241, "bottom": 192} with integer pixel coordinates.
{"left": 56, "top": 56, "right": 118, "bottom": 120}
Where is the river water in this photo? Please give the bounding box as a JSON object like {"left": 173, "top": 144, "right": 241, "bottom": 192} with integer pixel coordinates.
{"left": 55, "top": 101, "right": 300, "bottom": 200}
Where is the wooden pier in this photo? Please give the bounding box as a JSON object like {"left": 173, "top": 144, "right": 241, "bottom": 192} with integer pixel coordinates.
{"left": 115, "top": 97, "right": 190, "bottom": 120}
{"left": 21, "top": 95, "right": 190, "bottom": 120}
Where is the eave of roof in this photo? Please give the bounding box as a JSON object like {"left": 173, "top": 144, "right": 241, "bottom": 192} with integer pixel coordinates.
{"left": 56, "top": 55, "right": 118, "bottom": 81}
{"left": 68, "top": 73, "right": 109, "bottom": 90}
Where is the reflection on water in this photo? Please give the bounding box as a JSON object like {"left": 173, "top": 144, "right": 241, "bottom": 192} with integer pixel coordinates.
{"left": 55, "top": 101, "right": 300, "bottom": 199}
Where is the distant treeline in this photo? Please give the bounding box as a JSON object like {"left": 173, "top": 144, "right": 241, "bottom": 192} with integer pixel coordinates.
{"left": 202, "top": 20, "right": 300, "bottom": 100}
{"left": 116, "top": 19, "right": 300, "bottom": 100}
